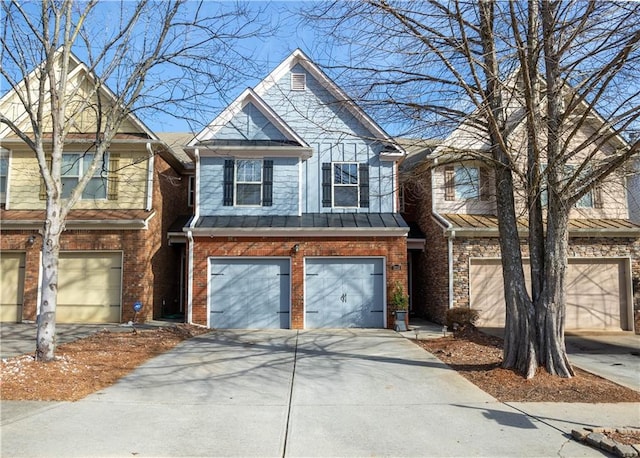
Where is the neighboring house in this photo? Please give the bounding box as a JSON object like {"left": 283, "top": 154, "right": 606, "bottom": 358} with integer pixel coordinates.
{"left": 0, "top": 54, "right": 190, "bottom": 324}
{"left": 401, "top": 112, "right": 640, "bottom": 333}
{"left": 629, "top": 156, "right": 640, "bottom": 223}
{"left": 183, "top": 49, "right": 408, "bottom": 330}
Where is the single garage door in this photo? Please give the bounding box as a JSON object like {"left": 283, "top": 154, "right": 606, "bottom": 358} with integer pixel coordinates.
{"left": 470, "top": 258, "right": 629, "bottom": 330}
{"left": 209, "top": 258, "right": 290, "bottom": 329}
{"left": 57, "top": 252, "right": 122, "bottom": 323}
{"left": 305, "top": 258, "right": 385, "bottom": 328}
{"left": 1, "top": 252, "right": 25, "bottom": 322}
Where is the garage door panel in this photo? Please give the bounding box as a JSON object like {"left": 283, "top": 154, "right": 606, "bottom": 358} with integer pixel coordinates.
{"left": 1, "top": 253, "right": 25, "bottom": 322}
{"left": 305, "top": 258, "right": 384, "bottom": 329}
{"left": 471, "top": 258, "right": 627, "bottom": 331}
{"left": 57, "top": 253, "right": 122, "bottom": 323}
{"left": 209, "top": 258, "right": 290, "bottom": 329}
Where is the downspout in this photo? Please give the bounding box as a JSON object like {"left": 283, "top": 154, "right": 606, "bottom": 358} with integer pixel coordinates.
{"left": 431, "top": 160, "right": 455, "bottom": 310}
{"left": 145, "top": 143, "right": 155, "bottom": 211}
{"left": 186, "top": 148, "right": 200, "bottom": 325}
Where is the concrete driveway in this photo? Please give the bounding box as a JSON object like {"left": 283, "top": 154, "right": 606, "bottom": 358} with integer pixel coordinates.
{"left": 2, "top": 329, "right": 635, "bottom": 457}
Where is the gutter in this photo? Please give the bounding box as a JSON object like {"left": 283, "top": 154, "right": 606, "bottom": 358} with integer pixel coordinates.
{"left": 186, "top": 148, "right": 200, "bottom": 326}
{"left": 188, "top": 227, "right": 409, "bottom": 238}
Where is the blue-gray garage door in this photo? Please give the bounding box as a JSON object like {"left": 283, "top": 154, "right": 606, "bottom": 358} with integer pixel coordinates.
{"left": 209, "top": 258, "right": 290, "bottom": 329}
{"left": 305, "top": 258, "right": 385, "bottom": 328}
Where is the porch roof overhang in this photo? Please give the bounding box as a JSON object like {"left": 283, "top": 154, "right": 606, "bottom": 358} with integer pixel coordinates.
{"left": 438, "top": 213, "right": 640, "bottom": 238}
{"left": 0, "top": 209, "right": 155, "bottom": 230}
{"left": 185, "top": 213, "right": 409, "bottom": 238}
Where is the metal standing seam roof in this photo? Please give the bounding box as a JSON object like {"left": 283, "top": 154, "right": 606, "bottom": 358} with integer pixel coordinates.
{"left": 441, "top": 213, "right": 640, "bottom": 233}
{"left": 192, "top": 213, "right": 408, "bottom": 230}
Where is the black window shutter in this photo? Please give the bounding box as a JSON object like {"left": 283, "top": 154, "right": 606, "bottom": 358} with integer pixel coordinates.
{"left": 322, "top": 162, "right": 332, "bottom": 207}
{"left": 223, "top": 159, "right": 234, "bottom": 206}
{"left": 262, "top": 160, "right": 273, "bottom": 206}
{"left": 359, "top": 163, "right": 369, "bottom": 208}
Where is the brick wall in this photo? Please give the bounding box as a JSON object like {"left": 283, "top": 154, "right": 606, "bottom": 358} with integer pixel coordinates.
{"left": 190, "top": 236, "right": 407, "bottom": 329}
{"left": 0, "top": 154, "right": 189, "bottom": 324}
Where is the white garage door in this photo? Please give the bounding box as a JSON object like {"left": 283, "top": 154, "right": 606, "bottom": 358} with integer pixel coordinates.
{"left": 57, "top": 252, "right": 122, "bottom": 323}
{"left": 305, "top": 258, "right": 385, "bottom": 328}
{"left": 470, "top": 258, "right": 629, "bottom": 331}
{"left": 209, "top": 258, "right": 290, "bottom": 329}
{"left": 1, "top": 252, "right": 25, "bottom": 322}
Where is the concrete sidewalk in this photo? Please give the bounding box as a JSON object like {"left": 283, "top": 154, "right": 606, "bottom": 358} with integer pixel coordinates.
{"left": 3, "top": 329, "right": 635, "bottom": 457}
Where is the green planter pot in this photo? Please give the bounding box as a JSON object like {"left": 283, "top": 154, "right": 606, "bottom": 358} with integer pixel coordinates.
{"left": 393, "top": 310, "right": 408, "bottom": 332}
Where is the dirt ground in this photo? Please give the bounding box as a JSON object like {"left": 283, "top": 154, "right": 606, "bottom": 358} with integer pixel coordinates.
{"left": 2, "top": 325, "right": 639, "bottom": 444}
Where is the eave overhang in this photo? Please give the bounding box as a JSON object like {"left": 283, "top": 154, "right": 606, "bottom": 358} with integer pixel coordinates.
{"left": 186, "top": 144, "right": 313, "bottom": 160}
{"left": 188, "top": 227, "right": 409, "bottom": 238}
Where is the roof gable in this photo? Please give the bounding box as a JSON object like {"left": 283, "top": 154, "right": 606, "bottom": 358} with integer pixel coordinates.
{"left": 0, "top": 50, "right": 158, "bottom": 140}
{"left": 190, "top": 88, "right": 308, "bottom": 147}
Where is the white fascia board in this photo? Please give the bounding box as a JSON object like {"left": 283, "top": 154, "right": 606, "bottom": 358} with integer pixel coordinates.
{"left": 253, "top": 49, "right": 406, "bottom": 157}
{"left": 189, "top": 227, "right": 409, "bottom": 238}
{"left": 193, "top": 145, "right": 313, "bottom": 160}
{"left": 191, "top": 88, "right": 308, "bottom": 147}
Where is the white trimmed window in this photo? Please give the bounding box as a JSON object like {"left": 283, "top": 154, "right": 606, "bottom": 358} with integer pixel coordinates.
{"left": 333, "top": 162, "right": 359, "bottom": 207}
{"left": 235, "top": 159, "right": 263, "bottom": 206}
{"left": 444, "top": 164, "right": 489, "bottom": 201}
{"left": 61, "top": 153, "right": 108, "bottom": 199}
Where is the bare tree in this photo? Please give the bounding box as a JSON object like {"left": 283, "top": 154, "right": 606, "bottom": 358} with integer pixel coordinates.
{"left": 304, "top": 0, "right": 640, "bottom": 377}
{"left": 0, "top": 0, "right": 270, "bottom": 361}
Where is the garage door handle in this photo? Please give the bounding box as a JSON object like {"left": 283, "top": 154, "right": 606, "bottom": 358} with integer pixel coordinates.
{"left": 370, "top": 310, "right": 383, "bottom": 313}
{"left": 276, "top": 311, "right": 290, "bottom": 314}
{"left": 211, "top": 310, "right": 224, "bottom": 313}
{"left": 306, "top": 310, "right": 319, "bottom": 313}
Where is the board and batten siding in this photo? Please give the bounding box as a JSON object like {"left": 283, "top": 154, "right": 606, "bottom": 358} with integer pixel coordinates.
{"left": 256, "top": 64, "right": 396, "bottom": 214}
{"left": 199, "top": 156, "right": 299, "bottom": 216}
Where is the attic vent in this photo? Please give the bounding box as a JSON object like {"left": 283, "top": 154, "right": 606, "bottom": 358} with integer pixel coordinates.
{"left": 291, "top": 73, "right": 306, "bottom": 91}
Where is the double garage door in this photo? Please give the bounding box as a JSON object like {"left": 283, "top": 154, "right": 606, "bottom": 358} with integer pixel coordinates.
{"left": 0, "top": 251, "right": 122, "bottom": 323}
{"left": 209, "top": 258, "right": 385, "bottom": 329}
{"left": 471, "top": 258, "right": 630, "bottom": 331}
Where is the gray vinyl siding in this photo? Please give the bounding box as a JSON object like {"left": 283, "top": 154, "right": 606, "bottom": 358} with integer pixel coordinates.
{"left": 199, "top": 156, "right": 299, "bottom": 216}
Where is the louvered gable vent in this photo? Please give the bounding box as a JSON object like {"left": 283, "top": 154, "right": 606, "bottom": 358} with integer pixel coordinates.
{"left": 291, "top": 72, "right": 306, "bottom": 91}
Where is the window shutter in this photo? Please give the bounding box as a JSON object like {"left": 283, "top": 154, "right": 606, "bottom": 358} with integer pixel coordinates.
{"left": 322, "top": 162, "right": 332, "bottom": 207}
{"left": 223, "top": 159, "right": 234, "bottom": 206}
{"left": 593, "top": 183, "right": 603, "bottom": 209}
{"left": 262, "top": 160, "right": 273, "bottom": 206}
{"left": 444, "top": 165, "right": 455, "bottom": 201}
{"left": 479, "top": 167, "right": 490, "bottom": 201}
{"left": 39, "top": 157, "right": 52, "bottom": 200}
{"left": 359, "top": 163, "right": 369, "bottom": 208}
{"left": 107, "top": 153, "right": 120, "bottom": 200}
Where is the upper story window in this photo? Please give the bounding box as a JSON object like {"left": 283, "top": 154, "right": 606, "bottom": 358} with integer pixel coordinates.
{"left": 0, "top": 149, "right": 9, "bottom": 205}
{"left": 235, "top": 159, "right": 262, "bottom": 206}
{"left": 291, "top": 73, "right": 306, "bottom": 91}
{"left": 223, "top": 159, "right": 273, "bottom": 207}
{"left": 322, "top": 162, "right": 369, "bottom": 208}
{"left": 444, "top": 164, "right": 489, "bottom": 201}
{"left": 61, "top": 153, "right": 108, "bottom": 200}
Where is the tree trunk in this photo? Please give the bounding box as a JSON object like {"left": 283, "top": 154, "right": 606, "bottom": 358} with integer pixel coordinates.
{"left": 35, "top": 207, "right": 63, "bottom": 362}
{"left": 536, "top": 209, "right": 574, "bottom": 377}
{"left": 494, "top": 162, "right": 538, "bottom": 379}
